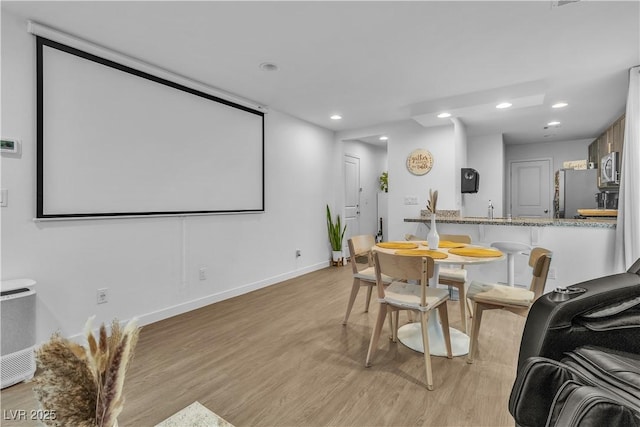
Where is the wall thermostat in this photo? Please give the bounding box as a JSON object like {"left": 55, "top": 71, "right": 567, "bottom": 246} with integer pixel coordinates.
{"left": 1, "top": 138, "right": 21, "bottom": 154}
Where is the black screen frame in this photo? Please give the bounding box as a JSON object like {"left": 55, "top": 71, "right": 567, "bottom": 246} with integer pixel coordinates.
{"left": 36, "top": 36, "right": 265, "bottom": 219}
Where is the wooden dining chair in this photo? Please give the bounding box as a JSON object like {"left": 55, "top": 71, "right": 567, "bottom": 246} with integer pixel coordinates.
{"left": 365, "top": 251, "right": 452, "bottom": 390}
{"left": 466, "top": 247, "right": 552, "bottom": 363}
{"left": 438, "top": 234, "right": 473, "bottom": 333}
{"left": 342, "top": 235, "right": 392, "bottom": 325}
{"left": 406, "top": 233, "right": 472, "bottom": 333}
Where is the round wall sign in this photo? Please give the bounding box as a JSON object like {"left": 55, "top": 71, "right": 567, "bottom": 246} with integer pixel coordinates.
{"left": 406, "top": 149, "right": 434, "bottom": 175}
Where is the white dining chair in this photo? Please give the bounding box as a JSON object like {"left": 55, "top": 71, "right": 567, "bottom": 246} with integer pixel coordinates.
{"left": 406, "top": 233, "right": 472, "bottom": 333}
{"left": 466, "top": 247, "right": 552, "bottom": 364}
{"left": 366, "top": 251, "right": 452, "bottom": 390}
{"left": 342, "top": 235, "right": 392, "bottom": 325}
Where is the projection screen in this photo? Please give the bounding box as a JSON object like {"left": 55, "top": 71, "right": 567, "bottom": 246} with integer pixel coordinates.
{"left": 36, "top": 37, "right": 264, "bottom": 219}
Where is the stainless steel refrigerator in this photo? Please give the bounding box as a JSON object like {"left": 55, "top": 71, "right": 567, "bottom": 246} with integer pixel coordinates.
{"left": 554, "top": 169, "right": 599, "bottom": 218}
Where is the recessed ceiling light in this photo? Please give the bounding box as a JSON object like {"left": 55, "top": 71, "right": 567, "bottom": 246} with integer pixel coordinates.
{"left": 552, "top": 102, "right": 568, "bottom": 109}
{"left": 330, "top": 114, "right": 342, "bottom": 120}
{"left": 437, "top": 112, "right": 452, "bottom": 118}
{"left": 259, "top": 62, "right": 279, "bottom": 72}
{"left": 379, "top": 136, "right": 389, "bottom": 141}
{"left": 496, "top": 102, "right": 512, "bottom": 109}
{"left": 547, "top": 121, "right": 561, "bottom": 126}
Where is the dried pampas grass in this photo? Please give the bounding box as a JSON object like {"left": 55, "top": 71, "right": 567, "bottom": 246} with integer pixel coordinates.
{"left": 427, "top": 189, "right": 438, "bottom": 214}
{"left": 33, "top": 317, "right": 141, "bottom": 427}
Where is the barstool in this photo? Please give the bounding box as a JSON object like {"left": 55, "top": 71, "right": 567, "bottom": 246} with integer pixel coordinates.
{"left": 490, "top": 241, "right": 531, "bottom": 287}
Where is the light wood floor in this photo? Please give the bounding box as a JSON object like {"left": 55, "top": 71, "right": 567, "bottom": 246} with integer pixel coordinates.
{"left": 1, "top": 263, "right": 526, "bottom": 426}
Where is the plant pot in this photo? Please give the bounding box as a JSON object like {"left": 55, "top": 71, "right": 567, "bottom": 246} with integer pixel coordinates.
{"left": 332, "top": 250, "right": 343, "bottom": 262}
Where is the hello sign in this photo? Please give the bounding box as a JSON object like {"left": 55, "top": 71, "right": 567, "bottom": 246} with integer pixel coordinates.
{"left": 406, "top": 149, "right": 434, "bottom": 176}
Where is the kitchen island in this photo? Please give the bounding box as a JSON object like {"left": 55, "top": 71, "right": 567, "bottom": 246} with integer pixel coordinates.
{"left": 404, "top": 214, "right": 619, "bottom": 291}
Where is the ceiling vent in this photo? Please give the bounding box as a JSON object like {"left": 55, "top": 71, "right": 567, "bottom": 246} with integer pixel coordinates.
{"left": 552, "top": 0, "right": 580, "bottom": 7}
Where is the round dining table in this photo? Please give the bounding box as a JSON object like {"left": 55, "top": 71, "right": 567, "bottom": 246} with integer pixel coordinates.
{"left": 374, "top": 241, "right": 505, "bottom": 357}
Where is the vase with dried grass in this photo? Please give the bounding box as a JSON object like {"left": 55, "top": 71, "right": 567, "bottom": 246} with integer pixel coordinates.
{"left": 32, "top": 317, "right": 140, "bottom": 427}
{"left": 426, "top": 189, "right": 440, "bottom": 249}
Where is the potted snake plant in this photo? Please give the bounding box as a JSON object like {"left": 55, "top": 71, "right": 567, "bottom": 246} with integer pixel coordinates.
{"left": 326, "top": 204, "right": 346, "bottom": 262}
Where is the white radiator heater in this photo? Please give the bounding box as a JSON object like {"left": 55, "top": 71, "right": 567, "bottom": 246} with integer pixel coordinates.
{"left": 1, "top": 279, "right": 37, "bottom": 389}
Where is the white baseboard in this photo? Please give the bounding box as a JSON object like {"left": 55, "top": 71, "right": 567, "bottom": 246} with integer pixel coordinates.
{"left": 137, "top": 260, "right": 329, "bottom": 327}
{"left": 65, "top": 260, "right": 329, "bottom": 343}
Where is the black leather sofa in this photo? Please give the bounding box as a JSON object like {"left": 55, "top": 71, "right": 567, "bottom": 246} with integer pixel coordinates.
{"left": 509, "top": 258, "right": 640, "bottom": 427}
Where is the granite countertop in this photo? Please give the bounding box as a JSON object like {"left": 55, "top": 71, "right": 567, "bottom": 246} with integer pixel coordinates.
{"left": 406, "top": 214, "right": 617, "bottom": 229}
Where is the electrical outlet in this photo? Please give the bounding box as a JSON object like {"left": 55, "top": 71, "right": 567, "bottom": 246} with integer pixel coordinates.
{"left": 296, "top": 249, "right": 301, "bottom": 258}
{"left": 97, "top": 288, "right": 108, "bottom": 304}
{"left": 199, "top": 267, "right": 207, "bottom": 281}
{"left": 404, "top": 196, "right": 418, "bottom": 205}
{"left": 548, "top": 267, "right": 557, "bottom": 280}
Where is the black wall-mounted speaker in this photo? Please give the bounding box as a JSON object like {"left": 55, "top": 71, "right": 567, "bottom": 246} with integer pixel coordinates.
{"left": 461, "top": 168, "right": 480, "bottom": 193}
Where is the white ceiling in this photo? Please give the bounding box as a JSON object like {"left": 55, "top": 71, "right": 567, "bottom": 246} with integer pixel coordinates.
{"left": 4, "top": 1, "right": 639, "bottom": 145}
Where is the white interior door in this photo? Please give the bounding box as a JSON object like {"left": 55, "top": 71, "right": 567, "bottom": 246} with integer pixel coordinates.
{"left": 510, "top": 159, "right": 552, "bottom": 218}
{"left": 344, "top": 155, "right": 361, "bottom": 253}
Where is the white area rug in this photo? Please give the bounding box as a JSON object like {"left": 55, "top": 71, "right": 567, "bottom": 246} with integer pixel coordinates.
{"left": 155, "top": 401, "right": 234, "bottom": 427}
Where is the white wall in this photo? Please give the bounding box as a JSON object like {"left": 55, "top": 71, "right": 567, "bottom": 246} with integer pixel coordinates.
{"left": 464, "top": 133, "right": 505, "bottom": 217}
{"left": 452, "top": 118, "right": 468, "bottom": 212}
{"left": 388, "top": 123, "right": 460, "bottom": 240}
{"left": 338, "top": 123, "right": 508, "bottom": 239}
{"left": 337, "top": 120, "right": 460, "bottom": 242}
{"left": 461, "top": 136, "right": 591, "bottom": 219}
{"left": 1, "top": 10, "right": 337, "bottom": 342}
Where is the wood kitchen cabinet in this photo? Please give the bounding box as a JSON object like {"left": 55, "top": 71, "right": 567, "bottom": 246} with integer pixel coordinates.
{"left": 597, "top": 134, "right": 608, "bottom": 167}
{"left": 612, "top": 115, "right": 625, "bottom": 154}
{"left": 588, "top": 114, "right": 625, "bottom": 168}
{"left": 588, "top": 140, "right": 598, "bottom": 167}
{"left": 592, "top": 114, "right": 625, "bottom": 189}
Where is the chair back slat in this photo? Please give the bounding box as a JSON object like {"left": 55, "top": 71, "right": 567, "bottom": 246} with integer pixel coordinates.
{"left": 528, "top": 247, "right": 552, "bottom": 300}
{"left": 348, "top": 235, "right": 376, "bottom": 274}
{"left": 373, "top": 251, "right": 434, "bottom": 307}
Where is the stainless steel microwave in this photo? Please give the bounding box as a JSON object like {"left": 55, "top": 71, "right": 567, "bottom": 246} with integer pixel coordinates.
{"left": 601, "top": 152, "right": 620, "bottom": 185}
